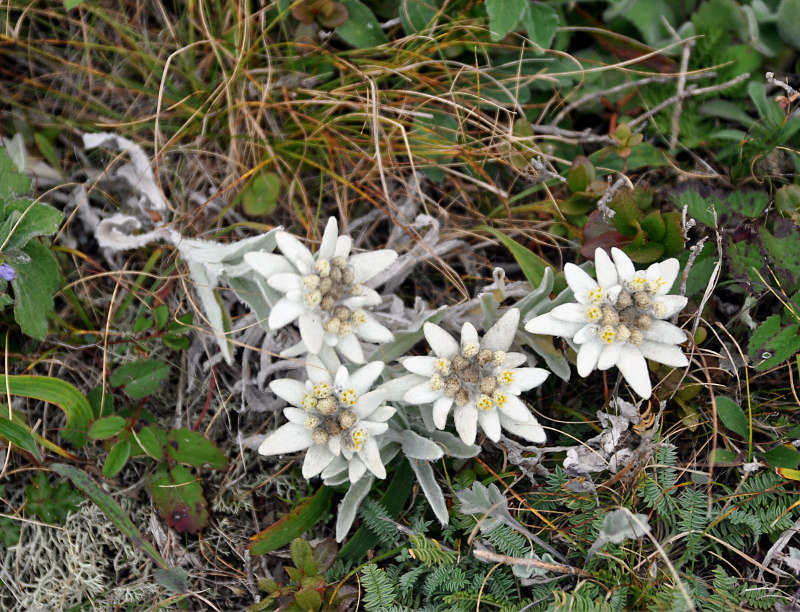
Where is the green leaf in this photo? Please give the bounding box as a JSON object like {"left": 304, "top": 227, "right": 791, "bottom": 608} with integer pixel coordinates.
{"left": 764, "top": 444, "right": 800, "bottom": 469}
{"left": 476, "top": 225, "right": 553, "bottom": 288}
{"left": 64, "top": 0, "right": 84, "bottom": 8}
{"left": 727, "top": 190, "right": 769, "bottom": 219}
{"left": 778, "top": 0, "right": 800, "bottom": 49}
{"left": 485, "top": 0, "right": 526, "bottom": 41}
{"left": 88, "top": 415, "right": 128, "bottom": 440}
{"left": 162, "top": 334, "right": 191, "bottom": 350}
{"left": 521, "top": 2, "right": 559, "bottom": 49}
{"left": 409, "top": 110, "right": 459, "bottom": 182}
{"left": 337, "top": 0, "right": 388, "bottom": 48}
{"left": 135, "top": 425, "right": 164, "bottom": 460}
{"left": 0, "top": 199, "right": 63, "bottom": 251}
{"left": 102, "top": 437, "right": 131, "bottom": 478}
{"left": 166, "top": 428, "right": 229, "bottom": 470}
{"left": 52, "top": 462, "right": 168, "bottom": 568}
{"left": 749, "top": 314, "right": 800, "bottom": 371}
{"left": 250, "top": 486, "right": 334, "bottom": 555}
{"left": 0, "top": 416, "right": 40, "bottom": 460}
{"left": 0, "top": 148, "right": 31, "bottom": 205}
{"left": 294, "top": 588, "right": 323, "bottom": 610}
{"left": 241, "top": 170, "right": 281, "bottom": 217}
{"left": 400, "top": 0, "right": 440, "bottom": 35}
{"left": 153, "top": 304, "right": 169, "bottom": 330}
{"left": 153, "top": 567, "right": 190, "bottom": 594}
{"left": 716, "top": 396, "right": 749, "bottom": 439}
{"left": 132, "top": 314, "right": 153, "bottom": 333}
{"left": 149, "top": 463, "right": 209, "bottom": 534}
{"left": 622, "top": 242, "right": 665, "bottom": 264}
{"left": 110, "top": 359, "right": 171, "bottom": 400}
{"left": 671, "top": 188, "right": 718, "bottom": 228}
{"left": 87, "top": 385, "right": 113, "bottom": 418}
{"left": 11, "top": 240, "right": 61, "bottom": 340}
{"left": 33, "top": 132, "right": 61, "bottom": 177}
{"left": 0, "top": 375, "right": 93, "bottom": 447}
{"left": 290, "top": 537, "right": 317, "bottom": 575}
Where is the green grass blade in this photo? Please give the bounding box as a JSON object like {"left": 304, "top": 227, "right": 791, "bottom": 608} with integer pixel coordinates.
{"left": 0, "top": 416, "right": 41, "bottom": 461}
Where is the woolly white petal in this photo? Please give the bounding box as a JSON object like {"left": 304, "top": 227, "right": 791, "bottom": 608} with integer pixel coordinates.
{"left": 500, "top": 414, "right": 546, "bottom": 443}
{"left": 354, "top": 313, "right": 394, "bottom": 343}
{"left": 481, "top": 309, "right": 519, "bottom": 351}
{"left": 364, "top": 421, "right": 389, "bottom": 436}
{"left": 639, "top": 341, "right": 690, "bottom": 368}
{"left": 594, "top": 247, "right": 618, "bottom": 288}
{"left": 402, "top": 356, "right": 437, "bottom": 377}
{"left": 404, "top": 382, "right": 444, "bottom": 404}
{"left": 424, "top": 322, "right": 459, "bottom": 357}
{"left": 318, "top": 217, "right": 338, "bottom": 261}
{"left": 432, "top": 396, "right": 453, "bottom": 429}
{"left": 460, "top": 322, "right": 479, "bottom": 348}
{"left": 349, "top": 250, "right": 398, "bottom": 283}
{"left": 333, "top": 365, "right": 349, "bottom": 388}
{"left": 611, "top": 247, "right": 635, "bottom": 281}
{"left": 359, "top": 438, "right": 386, "bottom": 479}
{"left": 653, "top": 258, "right": 679, "bottom": 293}
{"left": 503, "top": 352, "right": 527, "bottom": 369}
{"left": 348, "top": 361, "right": 384, "bottom": 395}
{"left": 303, "top": 444, "right": 336, "bottom": 478}
{"left": 348, "top": 456, "right": 367, "bottom": 483}
{"left": 479, "top": 409, "right": 502, "bottom": 442}
{"left": 369, "top": 405, "right": 396, "bottom": 423}
{"left": 573, "top": 324, "right": 597, "bottom": 345}
{"left": 305, "top": 354, "right": 333, "bottom": 385}
{"left": 266, "top": 272, "right": 303, "bottom": 293}
{"left": 376, "top": 374, "right": 425, "bottom": 401}
{"left": 577, "top": 340, "right": 603, "bottom": 377}
{"left": 276, "top": 231, "right": 315, "bottom": 273}
{"left": 454, "top": 404, "right": 478, "bottom": 446}
{"left": 644, "top": 320, "right": 687, "bottom": 345}
{"left": 344, "top": 286, "right": 382, "bottom": 308}
{"left": 657, "top": 295, "right": 688, "bottom": 318}
{"left": 298, "top": 313, "right": 324, "bottom": 354}
{"left": 564, "top": 263, "right": 598, "bottom": 301}
{"left": 269, "top": 378, "right": 307, "bottom": 407}
{"left": 268, "top": 296, "right": 303, "bottom": 330}
{"left": 283, "top": 407, "right": 308, "bottom": 424}
{"left": 525, "top": 313, "right": 584, "bottom": 338}
{"left": 337, "top": 333, "right": 365, "bottom": 364}
{"left": 597, "top": 343, "right": 622, "bottom": 371}
{"left": 335, "top": 235, "right": 352, "bottom": 258}
{"left": 616, "top": 347, "right": 652, "bottom": 398}
{"left": 551, "top": 303, "right": 590, "bottom": 323}
{"left": 259, "top": 423, "right": 312, "bottom": 456}
{"left": 328, "top": 435, "right": 341, "bottom": 456}
{"left": 353, "top": 390, "right": 384, "bottom": 419}
{"left": 497, "top": 393, "right": 531, "bottom": 422}
{"left": 508, "top": 367, "right": 549, "bottom": 392}
{"left": 244, "top": 251, "right": 295, "bottom": 278}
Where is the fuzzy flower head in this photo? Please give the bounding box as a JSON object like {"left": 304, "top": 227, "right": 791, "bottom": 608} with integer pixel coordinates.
{"left": 259, "top": 356, "right": 396, "bottom": 483}
{"left": 525, "top": 247, "right": 689, "bottom": 398}
{"left": 244, "top": 218, "right": 397, "bottom": 363}
{"left": 400, "top": 309, "right": 548, "bottom": 445}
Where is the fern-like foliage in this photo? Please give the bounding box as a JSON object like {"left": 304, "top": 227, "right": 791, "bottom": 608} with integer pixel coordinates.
{"left": 360, "top": 498, "right": 401, "bottom": 547}
{"left": 361, "top": 563, "right": 398, "bottom": 611}
{"left": 407, "top": 532, "right": 458, "bottom": 567}
{"left": 641, "top": 443, "right": 678, "bottom": 515}
{"left": 484, "top": 523, "right": 528, "bottom": 557}
{"left": 677, "top": 487, "right": 709, "bottom": 566}
{"left": 422, "top": 565, "right": 468, "bottom": 598}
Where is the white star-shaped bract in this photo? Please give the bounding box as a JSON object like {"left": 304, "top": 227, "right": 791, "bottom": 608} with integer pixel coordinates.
{"left": 524, "top": 247, "right": 689, "bottom": 398}
{"left": 244, "top": 217, "right": 397, "bottom": 363}
{"left": 398, "top": 309, "right": 548, "bottom": 445}
{"left": 259, "top": 356, "right": 395, "bottom": 483}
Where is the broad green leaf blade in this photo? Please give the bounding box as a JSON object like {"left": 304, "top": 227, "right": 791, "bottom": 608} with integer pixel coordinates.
{"left": 485, "top": 0, "right": 526, "bottom": 41}
{"left": 400, "top": 0, "right": 441, "bottom": 35}
{"left": 521, "top": 2, "right": 559, "bottom": 49}
{"left": 337, "top": 0, "right": 388, "bottom": 48}
{"left": 134, "top": 426, "right": 164, "bottom": 460}
{"left": 0, "top": 148, "right": 31, "bottom": 204}
{"left": 102, "top": 437, "right": 131, "bottom": 478}
{"left": 716, "top": 396, "right": 749, "bottom": 439}
{"left": 0, "top": 199, "right": 63, "bottom": 251}
{"left": 0, "top": 375, "right": 92, "bottom": 447}
{"left": 110, "top": 358, "right": 171, "bottom": 400}
{"left": 88, "top": 416, "right": 127, "bottom": 440}
{"left": 764, "top": 444, "right": 800, "bottom": 469}
{"left": 149, "top": 463, "right": 209, "bottom": 534}
{"left": 0, "top": 416, "right": 41, "bottom": 460}
{"left": 250, "top": 486, "right": 334, "bottom": 555}
{"left": 51, "top": 462, "right": 168, "bottom": 568}
{"left": 476, "top": 225, "right": 552, "bottom": 288}
{"left": 166, "top": 428, "right": 229, "bottom": 470}
{"left": 749, "top": 315, "right": 800, "bottom": 371}
{"left": 11, "top": 240, "right": 61, "bottom": 341}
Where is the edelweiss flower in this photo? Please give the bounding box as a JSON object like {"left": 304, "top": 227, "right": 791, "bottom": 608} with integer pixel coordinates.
{"left": 399, "top": 309, "right": 548, "bottom": 445}
{"left": 524, "top": 247, "right": 689, "bottom": 398}
{"left": 259, "top": 356, "right": 395, "bottom": 483}
{"left": 244, "top": 217, "right": 397, "bottom": 363}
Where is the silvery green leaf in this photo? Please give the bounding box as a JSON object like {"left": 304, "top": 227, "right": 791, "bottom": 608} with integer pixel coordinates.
{"left": 336, "top": 476, "right": 373, "bottom": 542}
{"left": 456, "top": 481, "right": 514, "bottom": 532}
{"left": 511, "top": 550, "right": 555, "bottom": 579}
{"left": 428, "top": 430, "right": 480, "bottom": 459}
{"left": 401, "top": 429, "right": 444, "bottom": 461}
{"left": 227, "top": 276, "right": 272, "bottom": 327}
{"left": 599, "top": 508, "right": 651, "bottom": 543}
{"left": 515, "top": 265, "right": 555, "bottom": 317}
{"left": 408, "top": 459, "right": 449, "bottom": 526}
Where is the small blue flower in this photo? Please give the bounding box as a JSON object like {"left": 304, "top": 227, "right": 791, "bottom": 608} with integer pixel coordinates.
{"left": 0, "top": 264, "right": 16, "bottom": 281}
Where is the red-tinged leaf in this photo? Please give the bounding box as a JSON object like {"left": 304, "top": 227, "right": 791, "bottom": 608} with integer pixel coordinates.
{"left": 149, "top": 463, "right": 209, "bottom": 534}
{"left": 249, "top": 486, "right": 334, "bottom": 555}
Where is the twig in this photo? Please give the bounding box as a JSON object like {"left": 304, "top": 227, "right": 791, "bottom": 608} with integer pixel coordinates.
{"left": 629, "top": 73, "right": 751, "bottom": 130}
{"left": 766, "top": 71, "right": 799, "bottom": 98}
{"left": 662, "top": 17, "right": 695, "bottom": 149}
{"left": 472, "top": 548, "right": 591, "bottom": 577}
{"left": 595, "top": 176, "right": 631, "bottom": 219}
{"left": 525, "top": 124, "right": 616, "bottom": 145}
{"left": 553, "top": 72, "right": 713, "bottom": 124}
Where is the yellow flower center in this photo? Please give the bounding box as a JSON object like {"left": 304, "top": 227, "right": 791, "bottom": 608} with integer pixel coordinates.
{"left": 599, "top": 325, "right": 616, "bottom": 344}
{"left": 492, "top": 390, "right": 508, "bottom": 408}
{"left": 350, "top": 427, "right": 368, "bottom": 451}
{"left": 647, "top": 277, "right": 665, "bottom": 293}
{"left": 462, "top": 342, "right": 479, "bottom": 358}
{"left": 497, "top": 370, "right": 514, "bottom": 385}
{"left": 587, "top": 287, "right": 605, "bottom": 304}
{"left": 627, "top": 275, "right": 646, "bottom": 292}
{"left": 301, "top": 393, "right": 317, "bottom": 411}
{"left": 477, "top": 394, "right": 492, "bottom": 411}
{"left": 304, "top": 415, "right": 319, "bottom": 430}
{"left": 340, "top": 388, "right": 358, "bottom": 405}
{"left": 435, "top": 359, "right": 451, "bottom": 375}
{"left": 313, "top": 383, "right": 332, "bottom": 398}
{"left": 430, "top": 374, "right": 444, "bottom": 391}
{"left": 586, "top": 305, "right": 602, "bottom": 321}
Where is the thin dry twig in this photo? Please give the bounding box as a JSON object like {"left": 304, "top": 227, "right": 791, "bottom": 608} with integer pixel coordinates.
{"left": 661, "top": 17, "right": 695, "bottom": 150}
{"left": 472, "top": 548, "right": 591, "bottom": 577}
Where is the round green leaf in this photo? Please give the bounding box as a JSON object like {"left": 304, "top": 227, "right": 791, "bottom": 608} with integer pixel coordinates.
{"left": 88, "top": 416, "right": 128, "bottom": 440}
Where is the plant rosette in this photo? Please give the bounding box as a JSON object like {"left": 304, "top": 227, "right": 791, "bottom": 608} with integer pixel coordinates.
{"left": 244, "top": 217, "right": 397, "bottom": 363}
{"left": 259, "top": 355, "right": 395, "bottom": 483}
{"left": 525, "top": 247, "right": 689, "bottom": 398}
{"left": 397, "top": 309, "right": 548, "bottom": 445}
